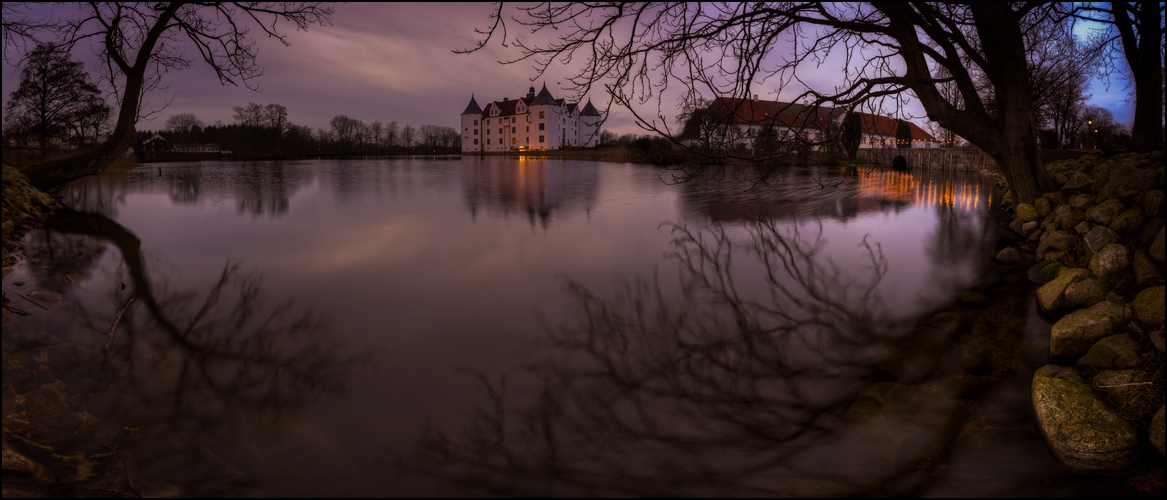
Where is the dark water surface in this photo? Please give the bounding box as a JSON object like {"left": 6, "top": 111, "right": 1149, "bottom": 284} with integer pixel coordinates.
{"left": 5, "top": 158, "right": 1138, "bottom": 496}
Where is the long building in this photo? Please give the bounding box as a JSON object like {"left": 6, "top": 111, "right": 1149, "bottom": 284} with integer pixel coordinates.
{"left": 461, "top": 84, "right": 603, "bottom": 153}
{"left": 703, "top": 97, "right": 944, "bottom": 149}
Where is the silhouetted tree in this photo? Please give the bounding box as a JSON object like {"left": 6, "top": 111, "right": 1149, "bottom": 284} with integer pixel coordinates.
{"left": 5, "top": 43, "right": 101, "bottom": 157}
{"left": 17, "top": 2, "right": 333, "bottom": 190}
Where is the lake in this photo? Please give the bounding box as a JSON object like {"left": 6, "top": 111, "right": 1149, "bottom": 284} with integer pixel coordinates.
{"left": 4, "top": 158, "right": 1138, "bottom": 496}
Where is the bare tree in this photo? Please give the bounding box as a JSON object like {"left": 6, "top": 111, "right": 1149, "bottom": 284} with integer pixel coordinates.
{"left": 370, "top": 120, "right": 383, "bottom": 152}
{"left": 164, "top": 112, "right": 204, "bottom": 134}
{"left": 1067, "top": 2, "right": 1163, "bottom": 153}
{"left": 16, "top": 2, "right": 333, "bottom": 190}
{"left": 6, "top": 43, "right": 101, "bottom": 157}
{"left": 384, "top": 120, "right": 399, "bottom": 149}
{"left": 462, "top": 3, "right": 1076, "bottom": 202}
{"left": 264, "top": 103, "right": 289, "bottom": 133}
{"left": 401, "top": 124, "right": 415, "bottom": 149}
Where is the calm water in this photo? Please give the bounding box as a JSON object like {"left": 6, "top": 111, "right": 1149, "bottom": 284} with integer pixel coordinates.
{"left": 5, "top": 158, "right": 1138, "bottom": 496}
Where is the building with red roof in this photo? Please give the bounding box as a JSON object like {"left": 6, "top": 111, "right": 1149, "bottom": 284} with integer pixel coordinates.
{"left": 700, "top": 97, "right": 941, "bottom": 150}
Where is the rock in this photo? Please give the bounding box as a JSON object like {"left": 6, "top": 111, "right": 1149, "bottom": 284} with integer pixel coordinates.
{"left": 25, "top": 386, "right": 83, "bottom": 443}
{"left": 1062, "top": 171, "right": 1093, "bottom": 191}
{"left": 1148, "top": 189, "right": 1167, "bottom": 217}
{"left": 1060, "top": 209, "right": 1086, "bottom": 232}
{"left": 46, "top": 343, "right": 102, "bottom": 382}
{"left": 1064, "top": 278, "right": 1107, "bottom": 307}
{"left": 957, "top": 291, "right": 987, "bottom": 306}
{"left": 1074, "top": 221, "right": 1091, "bottom": 234}
{"left": 1016, "top": 203, "right": 1039, "bottom": 222}
{"left": 2, "top": 439, "right": 55, "bottom": 485}
{"left": 1028, "top": 259, "right": 1064, "bottom": 285}
{"left": 1133, "top": 285, "right": 1165, "bottom": 328}
{"left": 1152, "top": 407, "right": 1165, "bottom": 458}
{"left": 1087, "top": 198, "right": 1125, "bottom": 226}
{"left": 1103, "top": 168, "right": 1160, "bottom": 202}
{"left": 1050, "top": 301, "right": 1127, "bottom": 359}
{"left": 1132, "top": 249, "right": 1163, "bottom": 285}
{"left": 1076, "top": 334, "right": 1141, "bottom": 370}
{"left": 25, "top": 290, "right": 60, "bottom": 304}
{"left": 1070, "top": 194, "right": 1096, "bottom": 210}
{"left": 1088, "top": 244, "right": 1128, "bottom": 281}
{"left": 1021, "top": 221, "right": 1039, "bottom": 233}
{"left": 1108, "top": 207, "right": 1146, "bottom": 235}
{"left": 1027, "top": 228, "right": 1044, "bottom": 244}
{"left": 1081, "top": 226, "right": 1119, "bottom": 258}
{"left": 1036, "top": 267, "right": 1091, "bottom": 313}
{"left": 1151, "top": 330, "right": 1164, "bottom": 352}
{"left": 1140, "top": 218, "right": 1164, "bottom": 247}
{"left": 1145, "top": 190, "right": 1164, "bottom": 217}
{"left": 1030, "top": 364, "right": 1140, "bottom": 474}
{"left": 995, "top": 247, "right": 1021, "bottom": 264}
{"left": 1036, "top": 230, "right": 1077, "bottom": 258}
{"left": 1151, "top": 227, "right": 1165, "bottom": 261}
{"left": 1035, "top": 197, "right": 1052, "bottom": 218}
{"left": 2, "top": 343, "right": 34, "bottom": 385}
{"left": 1009, "top": 218, "right": 1025, "bottom": 236}
{"left": 121, "top": 423, "right": 251, "bottom": 493}
{"left": 1053, "top": 172, "right": 1069, "bottom": 185}
{"left": 1093, "top": 369, "right": 1154, "bottom": 419}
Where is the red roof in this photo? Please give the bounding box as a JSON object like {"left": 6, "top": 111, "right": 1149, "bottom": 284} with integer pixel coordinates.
{"left": 710, "top": 97, "right": 935, "bottom": 141}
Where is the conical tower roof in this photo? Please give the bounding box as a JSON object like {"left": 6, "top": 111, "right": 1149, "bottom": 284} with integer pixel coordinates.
{"left": 532, "top": 84, "right": 557, "bottom": 105}
{"left": 461, "top": 95, "right": 482, "bottom": 115}
{"left": 579, "top": 99, "right": 601, "bottom": 116}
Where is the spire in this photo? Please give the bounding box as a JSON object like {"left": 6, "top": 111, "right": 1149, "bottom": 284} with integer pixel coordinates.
{"left": 532, "top": 84, "right": 556, "bottom": 105}
{"left": 528, "top": 86, "right": 536, "bottom": 99}
{"left": 579, "top": 99, "right": 601, "bottom": 116}
{"left": 461, "top": 95, "right": 482, "bottom": 115}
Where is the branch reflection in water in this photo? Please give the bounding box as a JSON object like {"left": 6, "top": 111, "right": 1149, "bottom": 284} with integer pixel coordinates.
{"left": 402, "top": 214, "right": 973, "bottom": 496}
{"left": 34, "top": 208, "right": 369, "bottom": 430}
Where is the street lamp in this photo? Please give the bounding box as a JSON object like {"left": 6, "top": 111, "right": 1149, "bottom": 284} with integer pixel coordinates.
{"left": 1087, "top": 120, "right": 1093, "bottom": 149}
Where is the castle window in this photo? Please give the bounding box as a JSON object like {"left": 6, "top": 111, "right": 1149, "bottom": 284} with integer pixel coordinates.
{"left": 539, "top": 111, "right": 545, "bottom": 118}
{"left": 473, "top": 119, "right": 478, "bottom": 125}
{"left": 539, "top": 123, "right": 545, "bottom": 131}
{"left": 511, "top": 117, "right": 516, "bottom": 123}
{"left": 486, "top": 119, "right": 490, "bottom": 125}
{"left": 473, "top": 129, "right": 478, "bottom": 135}
{"left": 511, "top": 138, "right": 516, "bottom": 144}
{"left": 539, "top": 135, "right": 545, "bottom": 143}
{"left": 512, "top": 127, "right": 516, "bottom": 133}
{"left": 526, "top": 126, "right": 529, "bottom": 132}
{"left": 474, "top": 139, "right": 478, "bottom": 145}
{"left": 499, "top": 128, "right": 503, "bottom": 134}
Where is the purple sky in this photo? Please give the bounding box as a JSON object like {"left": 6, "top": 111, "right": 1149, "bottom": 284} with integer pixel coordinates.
{"left": 2, "top": 4, "right": 1135, "bottom": 136}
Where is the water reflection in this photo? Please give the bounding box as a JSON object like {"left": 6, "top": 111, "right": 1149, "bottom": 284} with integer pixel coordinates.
{"left": 679, "top": 167, "right": 993, "bottom": 223}
{"left": 462, "top": 159, "right": 599, "bottom": 227}
{"left": 403, "top": 217, "right": 985, "bottom": 496}
{"left": 60, "top": 161, "right": 318, "bottom": 218}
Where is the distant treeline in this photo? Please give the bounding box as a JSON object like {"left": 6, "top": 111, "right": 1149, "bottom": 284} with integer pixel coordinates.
{"left": 137, "top": 103, "right": 461, "bottom": 159}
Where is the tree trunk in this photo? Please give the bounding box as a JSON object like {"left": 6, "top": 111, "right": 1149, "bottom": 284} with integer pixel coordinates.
{"left": 23, "top": 4, "right": 179, "bottom": 192}
{"left": 971, "top": 4, "right": 1053, "bottom": 204}
{"left": 1127, "top": 1, "right": 1163, "bottom": 152}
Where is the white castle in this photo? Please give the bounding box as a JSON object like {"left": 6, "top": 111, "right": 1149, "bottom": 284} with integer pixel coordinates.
{"left": 461, "top": 84, "right": 603, "bottom": 153}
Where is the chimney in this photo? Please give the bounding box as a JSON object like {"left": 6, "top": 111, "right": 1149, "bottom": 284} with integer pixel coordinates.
{"left": 754, "top": 94, "right": 759, "bottom": 101}
{"left": 503, "top": 97, "right": 509, "bottom": 102}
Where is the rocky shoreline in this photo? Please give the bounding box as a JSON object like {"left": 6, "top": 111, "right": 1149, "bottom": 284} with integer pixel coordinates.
{"left": 995, "top": 151, "right": 1165, "bottom": 475}
{"left": 3, "top": 165, "right": 265, "bottom": 497}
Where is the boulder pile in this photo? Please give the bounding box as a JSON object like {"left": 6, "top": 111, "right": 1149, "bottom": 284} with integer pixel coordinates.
{"left": 999, "top": 152, "right": 1164, "bottom": 475}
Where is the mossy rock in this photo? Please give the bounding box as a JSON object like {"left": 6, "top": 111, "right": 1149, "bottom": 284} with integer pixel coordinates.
{"left": 1049, "top": 301, "right": 1128, "bottom": 359}
{"left": 1133, "top": 285, "right": 1164, "bottom": 328}
{"left": 1031, "top": 365, "right": 1140, "bottom": 474}
{"left": 1016, "top": 203, "right": 1039, "bottom": 222}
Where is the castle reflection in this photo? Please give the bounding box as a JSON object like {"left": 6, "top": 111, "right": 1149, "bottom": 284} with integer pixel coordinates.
{"left": 461, "top": 158, "right": 599, "bottom": 228}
